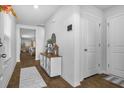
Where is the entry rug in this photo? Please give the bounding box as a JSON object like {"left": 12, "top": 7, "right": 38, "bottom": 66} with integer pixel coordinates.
{"left": 19, "top": 66, "right": 47, "bottom": 88}
{"left": 104, "top": 74, "right": 124, "bottom": 87}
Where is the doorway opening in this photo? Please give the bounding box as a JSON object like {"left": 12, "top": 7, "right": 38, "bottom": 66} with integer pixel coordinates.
{"left": 20, "top": 28, "right": 36, "bottom": 61}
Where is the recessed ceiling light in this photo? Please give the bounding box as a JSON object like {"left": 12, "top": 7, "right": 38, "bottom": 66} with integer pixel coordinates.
{"left": 33, "top": 5, "right": 39, "bottom": 9}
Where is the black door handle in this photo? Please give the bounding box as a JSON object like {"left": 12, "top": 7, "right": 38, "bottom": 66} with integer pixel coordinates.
{"left": 1, "top": 54, "right": 7, "bottom": 58}
{"left": 84, "top": 49, "right": 88, "bottom": 51}
{"left": 0, "top": 43, "right": 3, "bottom": 47}
{"left": 0, "top": 38, "right": 3, "bottom": 47}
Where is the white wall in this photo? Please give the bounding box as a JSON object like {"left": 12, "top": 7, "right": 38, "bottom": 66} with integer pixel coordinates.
{"left": 36, "top": 27, "right": 45, "bottom": 60}
{"left": 16, "top": 24, "right": 45, "bottom": 61}
{"left": 16, "top": 25, "right": 21, "bottom": 62}
{"left": 45, "top": 5, "right": 81, "bottom": 87}
{"left": 73, "top": 6, "right": 81, "bottom": 86}
{"left": 2, "top": 14, "right": 16, "bottom": 87}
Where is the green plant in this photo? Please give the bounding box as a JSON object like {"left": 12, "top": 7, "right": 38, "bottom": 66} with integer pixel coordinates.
{"left": 47, "top": 39, "right": 53, "bottom": 44}
{"left": 51, "top": 33, "right": 56, "bottom": 43}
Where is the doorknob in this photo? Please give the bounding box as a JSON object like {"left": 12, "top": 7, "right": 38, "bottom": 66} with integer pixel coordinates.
{"left": 108, "top": 44, "right": 110, "bottom": 47}
{"left": 0, "top": 38, "right": 3, "bottom": 47}
{"left": 1, "top": 54, "right": 7, "bottom": 58}
{"left": 0, "top": 43, "right": 3, "bottom": 47}
{"left": 84, "top": 49, "right": 88, "bottom": 52}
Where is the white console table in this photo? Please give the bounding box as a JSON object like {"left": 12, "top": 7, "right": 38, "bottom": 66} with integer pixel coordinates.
{"left": 40, "top": 53, "right": 62, "bottom": 77}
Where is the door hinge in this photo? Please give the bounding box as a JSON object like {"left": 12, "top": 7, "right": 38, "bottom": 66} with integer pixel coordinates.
{"left": 99, "top": 43, "right": 101, "bottom": 47}
{"left": 108, "top": 64, "right": 110, "bottom": 68}
{"left": 99, "top": 24, "right": 101, "bottom": 27}
{"left": 107, "top": 23, "right": 110, "bottom": 27}
{"left": 84, "top": 49, "right": 88, "bottom": 52}
{"left": 108, "top": 44, "right": 110, "bottom": 47}
{"left": 98, "top": 64, "right": 100, "bottom": 67}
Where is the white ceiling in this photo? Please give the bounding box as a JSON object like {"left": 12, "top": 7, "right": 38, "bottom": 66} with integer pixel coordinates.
{"left": 13, "top": 5, "right": 114, "bottom": 26}
{"left": 21, "top": 28, "right": 35, "bottom": 39}
{"left": 13, "top": 5, "right": 60, "bottom": 26}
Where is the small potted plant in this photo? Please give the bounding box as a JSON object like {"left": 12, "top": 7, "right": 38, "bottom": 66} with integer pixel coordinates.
{"left": 47, "top": 39, "right": 53, "bottom": 45}
{"left": 51, "top": 33, "right": 56, "bottom": 44}
{"left": 46, "top": 39, "right": 53, "bottom": 54}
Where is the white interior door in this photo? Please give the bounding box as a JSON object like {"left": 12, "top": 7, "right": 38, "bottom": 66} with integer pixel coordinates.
{"left": 107, "top": 15, "right": 124, "bottom": 78}
{"left": 81, "top": 14, "right": 101, "bottom": 78}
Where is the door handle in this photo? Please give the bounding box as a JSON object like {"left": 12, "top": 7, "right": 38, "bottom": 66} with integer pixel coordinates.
{"left": 1, "top": 54, "right": 7, "bottom": 58}
{"left": 0, "top": 43, "right": 3, "bottom": 47}
{"left": 0, "top": 38, "right": 3, "bottom": 47}
{"left": 84, "top": 49, "right": 88, "bottom": 52}
{"left": 108, "top": 44, "right": 110, "bottom": 47}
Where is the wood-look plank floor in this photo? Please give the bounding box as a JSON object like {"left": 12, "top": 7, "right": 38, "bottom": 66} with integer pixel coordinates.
{"left": 7, "top": 52, "right": 121, "bottom": 88}
{"left": 77, "top": 74, "right": 122, "bottom": 88}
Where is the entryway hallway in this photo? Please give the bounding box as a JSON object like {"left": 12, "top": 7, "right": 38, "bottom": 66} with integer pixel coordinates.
{"left": 7, "top": 52, "right": 72, "bottom": 88}
{"left": 7, "top": 53, "right": 121, "bottom": 88}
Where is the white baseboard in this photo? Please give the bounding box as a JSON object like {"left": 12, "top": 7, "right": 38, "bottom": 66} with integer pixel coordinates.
{"left": 80, "top": 77, "right": 84, "bottom": 82}
{"left": 99, "top": 70, "right": 108, "bottom": 74}
{"left": 35, "top": 59, "right": 40, "bottom": 61}
{"left": 61, "top": 75, "right": 80, "bottom": 87}
{"left": 16, "top": 60, "right": 20, "bottom": 62}
{"left": 35, "top": 58, "right": 39, "bottom": 60}
{"left": 73, "top": 82, "right": 81, "bottom": 87}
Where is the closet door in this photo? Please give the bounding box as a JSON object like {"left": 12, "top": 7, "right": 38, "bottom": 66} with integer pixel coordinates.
{"left": 107, "top": 15, "right": 124, "bottom": 78}
{"left": 81, "top": 14, "right": 101, "bottom": 78}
